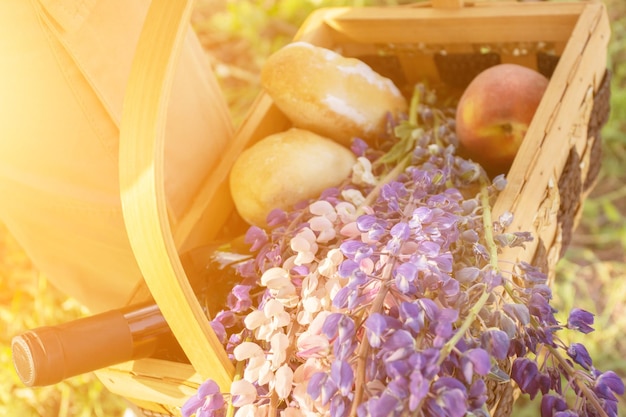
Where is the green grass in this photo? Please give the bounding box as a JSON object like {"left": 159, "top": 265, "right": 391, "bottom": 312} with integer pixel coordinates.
{"left": 1, "top": 1, "right": 625, "bottom": 416}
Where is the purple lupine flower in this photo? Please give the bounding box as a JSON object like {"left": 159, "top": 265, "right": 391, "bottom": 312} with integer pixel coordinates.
{"left": 540, "top": 394, "right": 568, "bottom": 417}
{"left": 356, "top": 215, "right": 389, "bottom": 241}
{"left": 424, "top": 377, "right": 468, "bottom": 417}
{"left": 511, "top": 358, "right": 543, "bottom": 399}
{"left": 567, "top": 308, "right": 595, "bottom": 334}
{"left": 351, "top": 137, "right": 369, "bottom": 157}
{"left": 181, "top": 379, "right": 224, "bottom": 417}
{"left": 398, "top": 301, "right": 425, "bottom": 335}
{"left": 364, "top": 313, "right": 399, "bottom": 348}
{"left": 332, "top": 285, "right": 363, "bottom": 311}
{"left": 529, "top": 292, "right": 557, "bottom": 325}
{"left": 567, "top": 343, "right": 593, "bottom": 370}
{"left": 383, "top": 329, "right": 415, "bottom": 352}
{"left": 468, "top": 379, "right": 488, "bottom": 410}
{"left": 394, "top": 261, "right": 419, "bottom": 294}
{"left": 266, "top": 208, "right": 289, "bottom": 227}
{"left": 330, "top": 394, "right": 352, "bottom": 417}
{"left": 244, "top": 225, "right": 268, "bottom": 251}
{"left": 593, "top": 370, "right": 625, "bottom": 401}
{"left": 362, "top": 392, "right": 402, "bottom": 417}
{"left": 480, "top": 328, "right": 510, "bottom": 360}
{"left": 386, "top": 221, "right": 411, "bottom": 254}
{"left": 338, "top": 259, "right": 368, "bottom": 286}
{"left": 386, "top": 376, "right": 410, "bottom": 399}
{"left": 461, "top": 348, "right": 491, "bottom": 383}
{"left": 226, "top": 285, "right": 252, "bottom": 312}
{"left": 407, "top": 369, "right": 430, "bottom": 411}
{"left": 503, "top": 303, "right": 531, "bottom": 326}
{"left": 340, "top": 240, "right": 376, "bottom": 262}
{"left": 308, "top": 371, "right": 337, "bottom": 406}
{"left": 330, "top": 359, "right": 355, "bottom": 397}
{"left": 381, "top": 181, "right": 409, "bottom": 212}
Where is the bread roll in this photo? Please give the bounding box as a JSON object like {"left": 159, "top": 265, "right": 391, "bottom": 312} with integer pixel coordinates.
{"left": 261, "top": 42, "right": 408, "bottom": 147}
{"left": 230, "top": 128, "right": 357, "bottom": 227}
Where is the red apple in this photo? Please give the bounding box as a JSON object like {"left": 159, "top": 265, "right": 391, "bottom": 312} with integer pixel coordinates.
{"left": 455, "top": 63, "right": 549, "bottom": 175}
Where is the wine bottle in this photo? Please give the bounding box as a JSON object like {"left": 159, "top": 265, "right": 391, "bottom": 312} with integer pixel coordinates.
{"left": 11, "top": 241, "right": 248, "bottom": 387}
{"left": 11, "top": 301, "right": 187, "bottom": 387}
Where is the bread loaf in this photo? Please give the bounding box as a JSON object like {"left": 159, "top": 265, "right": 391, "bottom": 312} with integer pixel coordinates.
{"left": 261, "top": 42, "right": 408, "bottom": 147}
{"left": 229, "top": 128, "right": 357, "bottom": 227}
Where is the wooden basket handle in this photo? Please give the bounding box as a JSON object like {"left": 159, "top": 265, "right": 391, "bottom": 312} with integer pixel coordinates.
{"left": 118, "top": 0, "right": 234, "bottom": 390}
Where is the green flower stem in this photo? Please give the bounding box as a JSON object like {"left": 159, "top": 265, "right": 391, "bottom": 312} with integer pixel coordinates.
{"left": 479, "top": 177, "right": 500, "bottom": 272}
{"left": 226, "top": 360, "right": 246, "bottom": 417}
{"left": 357, "top": 153, "right": 412, "bottom": 216}
{"left": 439, "top": 176, "right": 497, "bottom": 364}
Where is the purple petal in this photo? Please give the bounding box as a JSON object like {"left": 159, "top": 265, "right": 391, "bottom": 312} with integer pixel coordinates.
{"left": 399, "top": 302, "right": 425, "bottom": 334}
{"left": 511, "top": 358, "right": 541, "bottom": 399}
{"left": 540, "top": 394, "right": 567, "bottom": 417}
{"left": 307, "top": 372, "right": 326, "bottom": 401}
{"left": 595, "top": 370, "right": 625, "bottom": 399}
{"left": 567, "top": 308, "right": 595, "bottom": 334}
{"left": 566, "top": 343, "right": 593, "bottom": 370}
{"left": 244, "top": 226, "right": 268, "bottom": 251}
{"left": 466, "top": 348, "right": 491, "bottom": 376}
{"left": 181, "top": 396, "right": 204, "bottom": 417}
{"left": 503, "top": 303, "right": 531, "bottom": 326}
{"left": 331, "top": 360, "right": 354, "bottom": 397}
{"left": 364, "top": 313, "right": 388, "bottom": 348}
{"left": 368, "top": 393, "right": 400, "bottom": 417}
{"left": 481, "top": 328, "right": 510, "bottom": 360}
{"left": 330, "top": 394, "right": 351, "bottom": 417}
{"left": 198, "top": 379, "right": 220, "bottom": 398}
{"left": 383, "top": 329, "right": 415, "bottom": 351}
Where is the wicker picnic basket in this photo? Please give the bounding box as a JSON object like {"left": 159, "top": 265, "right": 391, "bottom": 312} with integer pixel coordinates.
{"left": 96, "top": 0, "right": 611, "bottom": 415}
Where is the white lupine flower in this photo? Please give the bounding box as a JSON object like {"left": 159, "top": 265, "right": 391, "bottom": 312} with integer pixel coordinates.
{"left": 309, "top": 200, "right": 337, "bottom": 222}
{"left": 335, "top": 201, "right": 357, "bottom": 224}
{"left": 270, "top": 332, "right": 289, "bottom": 369}
{"left": 318, "top": 248, "right": 344, "bottom": 277}
{"left": 292, "top": 359, "right": 328, "bottom": 415}
{"left": 244, "top": 299, "right": 291, "bottom": 341}
{"left": 290, "top": 227, "right": 318, "bottom": 265}
{"left": 234, "top": 405, "right": 255, "bottom": 417}
{"left": 261, "top": 267, "right": 291, "bottom": 289}
{"left": 352, "top": 156, "right": 377, "bottom": 186}
{"left": 273, "top": 364, "right": 294, "bottom": 399}
{"left": 296, "top": 333, "right": 329, "bottom": 358}
{"left": 233, "top": 342, "right": 263, "bottom": 361}
{"left": 230, "top": 379, "right": 257, "bottom": 407}
{"left": 339, "top": 221, "right": 360, "bottom": 238}
{"left": 234, "top": 343, "right": 267, "bottom": 384}
{"left": 257, "top": 360, "right": 274, "bottom": 386}
{"left": 260, "top": 267, "right": 298, "bottom": 308}
{"left": 309, "top": 215, "right": 336, "bottom": 242}
{"left": 341, "top": 188, "right": 366, "bottom": 206}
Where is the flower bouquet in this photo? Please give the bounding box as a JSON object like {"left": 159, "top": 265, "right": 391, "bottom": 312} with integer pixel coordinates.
{"left": 182, "top": 84, "right": 623, "bottom": 417}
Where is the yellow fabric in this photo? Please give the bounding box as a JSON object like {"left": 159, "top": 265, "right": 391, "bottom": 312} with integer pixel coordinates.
{"left": 0, "top": 0, "right": 234, "bottom": 312}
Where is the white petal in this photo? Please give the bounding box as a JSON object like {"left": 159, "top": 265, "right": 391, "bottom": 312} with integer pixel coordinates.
{"left": 244, "top": 310, "right": 267, "bottom": 331}
{"left": 261, "top": 267, "right": 290, "bottom": 289}
{"left": 274, "top": 364, "right": 294, "bottom": 399}
{"left": 309, "top": 200, "right": 336, "bottom": 219}
{"left": 233, "top": 342, "right": 263, "bottom": 361}
{"left": 231, "top": 379, "right": 258, "bottom": 407}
